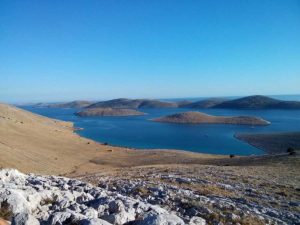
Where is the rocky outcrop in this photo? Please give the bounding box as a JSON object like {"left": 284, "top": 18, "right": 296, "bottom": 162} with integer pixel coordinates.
{"left": 75, "top": 108, "right": 146, "bottom": 117}
{"left": 0, "top": 169, "right": 190, "bottom": 225}
{"left": 153, "top": 111, "right": 270, "bottom": 126}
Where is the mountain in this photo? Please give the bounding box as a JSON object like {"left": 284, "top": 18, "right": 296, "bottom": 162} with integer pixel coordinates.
{"left": 180, "top": 98, "right": 227, "bottom": 108}
{"left": 87, "top": 98, "right": 177, "bottom": 109}
{"left": 214, "top": 95, "right": 300, "bottom": 109}
{"left": 153, "top": 111, "right": 270, "bottom": 125}
{"left": 75, "top": 107, "right": 145, "bottom": 117}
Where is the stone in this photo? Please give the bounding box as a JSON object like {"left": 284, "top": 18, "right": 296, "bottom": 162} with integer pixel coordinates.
{"left": 189, "top": 216, "right": 206, "bottom": 225}
{"left": 81, "top": 218, "right": 113, "bottom": 225}
{"left": 138, "top": 213, "right": 185, "bottom": 225}
{"left": 11, "top": 212, "right": 40, "bottom": 225}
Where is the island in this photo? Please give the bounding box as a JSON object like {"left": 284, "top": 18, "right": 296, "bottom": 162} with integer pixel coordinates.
{"left": 213, "top": 95, "right": 300, "bottom": 109}
{"left": 87, "top": 98, "right": 177, "bottom": 109}
{"left": 180, "top": 98, "right": 227, "bottom": 108}
{"left": 34, "top": 100, "right": 93, "bottom": 108}
{"left": 75, "top": 107, "right": 146, "bottom": 117}
{"left": 152, "top": 111, "right": 270, "bottom": 125}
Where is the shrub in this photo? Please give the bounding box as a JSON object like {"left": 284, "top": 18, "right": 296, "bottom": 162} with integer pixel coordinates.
{"left": 287, "top": 147, "right": 296, "bottom": 155}
{"left": 0, "top": 200, "right": 13, "bottom": 221}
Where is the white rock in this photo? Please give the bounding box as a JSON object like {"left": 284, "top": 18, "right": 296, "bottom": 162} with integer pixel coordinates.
{"left": 12, "top": 212, "right": 40, "bottom": 225}
{"left": 189, "top": 216, "right": 206, "bottom": 225}
{"left": 138, "top": 213, "right": 185, "bottom": 225}
{"left": 0, "top": 169, "right": 27, "bottom": 185}
{"left": 81, "top": 218, "right": 113, "bottom": 225}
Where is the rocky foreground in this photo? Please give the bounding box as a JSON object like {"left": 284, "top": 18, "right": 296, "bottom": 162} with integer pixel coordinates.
{"left": 1, "top": 164, "right": 299, "bottom": 225}
{"left": 0, "top": 169, "right": 203, "bottom": 225}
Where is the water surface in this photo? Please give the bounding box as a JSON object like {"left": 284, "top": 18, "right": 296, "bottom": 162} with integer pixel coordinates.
{"left": 22, "top": 106, "right": 300, "bottom": 156}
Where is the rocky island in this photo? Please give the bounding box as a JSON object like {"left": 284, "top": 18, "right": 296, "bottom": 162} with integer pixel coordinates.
{"left": 35, "top": 101, "right": 94, "bottom": 109}
{"left": 180, "top": 98, "right": 227, "bottom": 108}
{"left": 153, "top": 111, "right": 270, "bottom": 125}
{"left": 75, "top": 107, "right": 146, "bottom": 117}
{"left": 87, "top": 98, "right": 177, "bottom": 109}
{"left": 213, "top": 95, "right": 300, "bottom": 109}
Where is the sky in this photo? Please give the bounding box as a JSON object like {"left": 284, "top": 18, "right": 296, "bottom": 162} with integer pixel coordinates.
{"left": 0, "top": 0, "right": 300, "bottom": 103}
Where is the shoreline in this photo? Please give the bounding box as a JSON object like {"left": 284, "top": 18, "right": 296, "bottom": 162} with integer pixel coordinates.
{"left": 75, "top": 127, "right": 265, "bottom": 156}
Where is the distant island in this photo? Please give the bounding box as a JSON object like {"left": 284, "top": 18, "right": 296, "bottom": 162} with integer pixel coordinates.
{"left": 31, "top": 95, "right": 300, "bottom": 110}
{"left": 180, "top": 98, "right": 227, "bottom": 108}
{"left": 75, "top": 107, "right": 146, "bottom": 117}
{"left": 153, "top": 111, "right": 270, "bottom": 125}
{"left": 35, "top": 100, "right": 94, "bottom": 108}
{"left": 87, "top": 98, "right": 177, "bottom": 109}
{"left": 213, "top": 95, "right": 300, "bottom": 109}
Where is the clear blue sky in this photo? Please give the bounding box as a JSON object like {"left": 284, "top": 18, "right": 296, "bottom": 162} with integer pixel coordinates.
{"left": 1, "top": 0, "right": 300, "bottom": 103}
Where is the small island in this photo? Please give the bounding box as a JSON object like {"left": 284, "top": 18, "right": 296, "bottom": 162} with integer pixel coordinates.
{"left": 75, "top": 107, "right": 146, "bottom": 117}
{"left": 152, "top": 111, "right": 270, "bottom": 125}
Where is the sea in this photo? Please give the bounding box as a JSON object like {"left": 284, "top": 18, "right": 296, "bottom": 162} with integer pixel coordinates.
{"left": 21, "top": 95, "right": 300, "bottom": 156}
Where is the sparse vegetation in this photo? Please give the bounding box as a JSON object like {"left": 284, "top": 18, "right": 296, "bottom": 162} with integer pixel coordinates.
{"left": 0, "top": 200, "right": 13, "bottom": 221}
{"left": 41, "top": 198, "right": 56, "bottom": 206}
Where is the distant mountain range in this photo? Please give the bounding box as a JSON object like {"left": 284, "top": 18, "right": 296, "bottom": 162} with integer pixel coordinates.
{"left": 32, "top": 95, "right": 300, "bottom": 110}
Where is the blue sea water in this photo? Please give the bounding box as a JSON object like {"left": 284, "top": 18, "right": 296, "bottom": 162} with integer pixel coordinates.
{"left": 21, "top": 104, "right": 300, "bottom": 156}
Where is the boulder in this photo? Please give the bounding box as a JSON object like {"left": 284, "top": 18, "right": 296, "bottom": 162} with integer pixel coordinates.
{"left": 138, "top": 213, "right": 185, "bottom": 225}
{"left": 11, "top": 212, "right": 40, "bottom": 225}
{"left": 189, "top": 216, "right": 206, "bottom": 225}
{"left": 81, "top": 218, "right": 112, "bottom": 225}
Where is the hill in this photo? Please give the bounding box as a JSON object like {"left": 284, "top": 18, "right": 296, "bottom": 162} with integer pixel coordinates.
{"left": 153, "top": 111, "right": 270, "bottom": 125}
{"left": 214, "top": 95, "right": 300, "bottom": 109}
{"left": 181, "top": 98, "right": 227, "bottom": 108}
{"left": 87, "top": 98, "right": 177, "bottom": 109}
{"left": 76, "top": 107, "right": 145, "bottom": 117}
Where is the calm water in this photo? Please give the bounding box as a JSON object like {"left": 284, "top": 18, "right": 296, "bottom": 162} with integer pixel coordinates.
{"left": 21, "top": 105, "right": 300, "bottom": 156}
